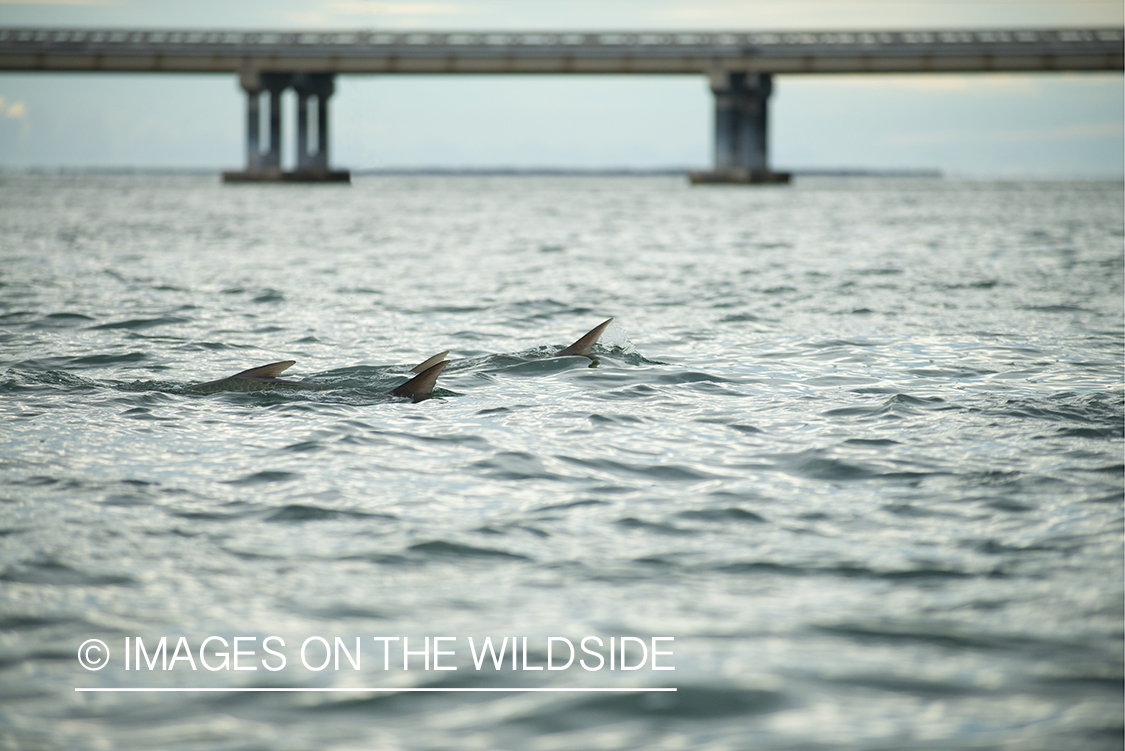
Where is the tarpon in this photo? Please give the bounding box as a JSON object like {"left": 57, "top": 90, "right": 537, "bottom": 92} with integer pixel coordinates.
{"left": 185, "top": 318, "right": 611, "bottom": 398}
{"left": 188, "top": 352, "right": 449, "bottom": 400}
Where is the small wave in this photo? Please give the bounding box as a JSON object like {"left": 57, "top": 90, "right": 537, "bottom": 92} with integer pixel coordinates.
{"left": 0, "top": 311, "right": 37, "bottom": 323}
{"left": 824, "top": 393, "right": 950, "bottom": 419}
{"left": 719, "top": 312, "right": 762, "bottom": 323}
{"left": 71, "top": 352, "right": 147, "bottom": 365}
{"left": 28, "top": 312, "right": 96, "bottom": 329}
{"left": 822, "top": 672, "right": 986, "bottom": 698}
{"left": 252, "top": 290, "right": 285, "bottom": 303}
{"left": 264, "top": 504, "right": 392, "bottom": 522}
{"left": 561, "top": 455, "right": 719, "bottom": 482}
{"left": 615, "top": 517, "right": 697, "bottom": 536}
{"left": 651, "top": 371, "right": 731, "bottom": 385}
{"left": 407, "top": 540, "right": 529, "bottom": 561}
{"left": 562, "top": 684, "right": 786, "bottom": 720}
{"left": 814, "top": 622, "right": 1029, "bottom": 651}
{"left": 994, "top": 391, "right": 1124, "bottom": 435}
{"left": 716, "top": 560, "right": 988, "bottom": 580}
{"left": 774, "top": 449, "right": 878, "bottom": 480}
{"left": 0, "top": 558, "right": 134, "bottom": 587}
{"left": 1, "top": 369, "right": 98, "bottom": 390}
{"left": 588, "top": 412, "right": 647, "bottom": 427}
{"left": 471, "top": 451, "right": 568, "bottom": 482}
{"left": 90, "top": 317, "right": 189, "bottom": 330}
{"left": 0, "top": 614, "right": 82, "bottom": 630}
{"left": 940, "top": 279, "right": 1003, "bottom": 290}
{"left": 224, "top": 470, "right": 301, "bottom": 486}
{"left": 677, "top": 507, "right": 767, "bottom": 523}
{"left": 167, "top": 504, "right": 263, "bottom": 522}
{"left": 475, "top": 522, "right": 550, "bottom": 539}
{"left": 1020, "top": 304, "right": 1090, "bottom": 313}
{"left": 532, "top": 499, "right": 609, "bottom": 513}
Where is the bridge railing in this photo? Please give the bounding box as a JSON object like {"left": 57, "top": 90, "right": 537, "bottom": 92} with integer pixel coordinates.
{"left": 1, "top": 26, "right": 1122, "bottom": 52}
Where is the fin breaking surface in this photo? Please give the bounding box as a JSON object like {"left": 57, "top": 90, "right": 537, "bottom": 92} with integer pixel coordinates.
{"left": 391, "top": 361, "right": 448, "bottom": 400}
{"left": 411, "top": 351, "right": 449, "bottom": 374}
{"left": 233, "top": 361, "right": 297, "bottom": 379}
{"left": 554, "top": 318, "right": 613, "bottom": 357}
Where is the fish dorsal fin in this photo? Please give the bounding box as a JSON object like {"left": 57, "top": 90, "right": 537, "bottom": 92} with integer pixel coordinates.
{"left": 390, "top": 361, "right": 448, "bottom": 400}
{"left": 234, "top": 361, "right": 297, "bottom": 379}
{"left": 410, "top": 351, "right": 449, "bottom": 374}
{"left": 554, "top": 318, "right": 613, "bottom": 357}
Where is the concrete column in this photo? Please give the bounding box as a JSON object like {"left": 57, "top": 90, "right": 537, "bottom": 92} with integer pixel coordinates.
{"left": 690, "top": 72, "right": 788, "bottom": 184}
{"left": 240, "top": 76, "right": 263, "bottom": 172}
{"left": 296, "top": 90, "right": 311, "bottom": 170}
{"left": 259, "top": 73, "right": 290, "bottom": 171}
{"left": 292, "top": 73, "right": 334, "bottom": 172}
{"left": 713, "top": 75, "right": 739, "bottom": 172}
{"left": 265, "top": 87, "right": 282, "bottom": 169}
{"left": 714, "top": 72, "right": 769, "bottom": 172}
{"left": 225, "top": 71, "right": 348, "bottom": 183}
{"left": 315, "top": 90, "right": 330, "bottom": 170}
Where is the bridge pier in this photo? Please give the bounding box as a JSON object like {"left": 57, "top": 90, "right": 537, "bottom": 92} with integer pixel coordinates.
{"left": 294, "top": 73, "right": 334, "bottom": 172}
{"left": 262, "top": 73, "right": 286, "bottom": 172}
{"left": 223, "top": 71, "right": 349, "bottom": 183}
{"left": 243, "top": 78, "right": 262, "bottom": 172}
{"left": 690, "top": 72, "right": 790, "bottom": 185}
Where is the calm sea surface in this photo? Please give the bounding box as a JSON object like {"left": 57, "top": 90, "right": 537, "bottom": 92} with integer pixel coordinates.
{"left": 1, "top": 174, "right": 1122, "bottom": 750}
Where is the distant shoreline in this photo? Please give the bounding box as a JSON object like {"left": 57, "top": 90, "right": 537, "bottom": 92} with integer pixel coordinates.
{"left": 3, "top": 166, "right": 1123, "bottom": 181}
{"left": 1, "top": 166, "right": 941, "bottom": 178}
{"left": 352, "top": 167, "right": 946, "bottom": 178}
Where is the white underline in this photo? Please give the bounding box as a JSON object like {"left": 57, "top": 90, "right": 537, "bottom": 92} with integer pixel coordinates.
{"left": 75, "top": 687, "right": 677, "bottom": 693}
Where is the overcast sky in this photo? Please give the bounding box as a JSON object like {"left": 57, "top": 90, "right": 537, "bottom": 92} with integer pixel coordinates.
{"left": 0, "top": 0, "right": 1121, "bottom": 176}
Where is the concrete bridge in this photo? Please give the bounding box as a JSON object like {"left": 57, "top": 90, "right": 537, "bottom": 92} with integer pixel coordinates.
{"left": 1, "top": 26, "right": 1122, "bottom": 183}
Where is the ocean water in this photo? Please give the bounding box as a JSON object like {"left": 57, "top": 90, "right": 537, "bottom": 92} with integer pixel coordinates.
{"left": 0, "top": 174, "right": 1122, "bottom": 751}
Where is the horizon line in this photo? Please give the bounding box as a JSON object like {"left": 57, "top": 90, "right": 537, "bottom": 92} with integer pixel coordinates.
{"left": 4, "top": 166, "right": 1123, "bottom": 180}
{"left": 76, "top": 686, "right": 679, "bottom": 693}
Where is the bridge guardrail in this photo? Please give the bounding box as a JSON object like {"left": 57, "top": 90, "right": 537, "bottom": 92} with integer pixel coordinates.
{"left": 1, "top": 27, "right": 1122, "bottom": 51}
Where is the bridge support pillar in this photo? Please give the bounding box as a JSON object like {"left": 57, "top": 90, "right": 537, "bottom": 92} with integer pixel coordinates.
{"left": 690, "top": 72, "right": 790, "bottom": 185}
{"left": 262, "top": 73, "right": 287, "bottom": 172}
{"left": 243, "top": 80, "right": 262, "bottom": 172}
{"left": 293, "top": 73, "right": 335, "bottom": 172}
{"left": 296, "top": 88, "right": 310, "bottom": 171}
{"left": 224, "top": 71, "right": 349, "bottom": 184}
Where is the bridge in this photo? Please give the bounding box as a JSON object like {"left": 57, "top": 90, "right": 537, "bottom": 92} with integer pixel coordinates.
{"left": 1, "top": 26, "right": 1122, "bottom": 183}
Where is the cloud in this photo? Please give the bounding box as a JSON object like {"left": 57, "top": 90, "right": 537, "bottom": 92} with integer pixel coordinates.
{"left": 282, "top": 11, "right": 335, "bottom": 25}
{"left": 0, "top": 0, "right": 120, "bottom": 5}
{"left": 326, "top": 1, "right": 463, "bottom": 14}
{"left": 280, "top": 3, "right": 468, "bottom": 32}
{"left": 650, "top": 0, "right": 1124, "bottom": 29}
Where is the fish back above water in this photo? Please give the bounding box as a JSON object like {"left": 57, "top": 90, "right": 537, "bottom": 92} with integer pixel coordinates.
{"left": 188, "top": 352, "right": 450, "bottom": 397}
{"left": 187, "top": 360, "right": 330, "bottom": 394}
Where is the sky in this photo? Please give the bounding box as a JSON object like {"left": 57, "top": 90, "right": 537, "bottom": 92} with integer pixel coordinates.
{"left": 0, "top": 0, "right": 1122, "bottom": 177}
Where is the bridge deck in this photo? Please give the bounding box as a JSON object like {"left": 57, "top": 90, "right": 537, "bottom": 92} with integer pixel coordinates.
{"left": 1, "top": 27, "right": 1122, "bottom": 75}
